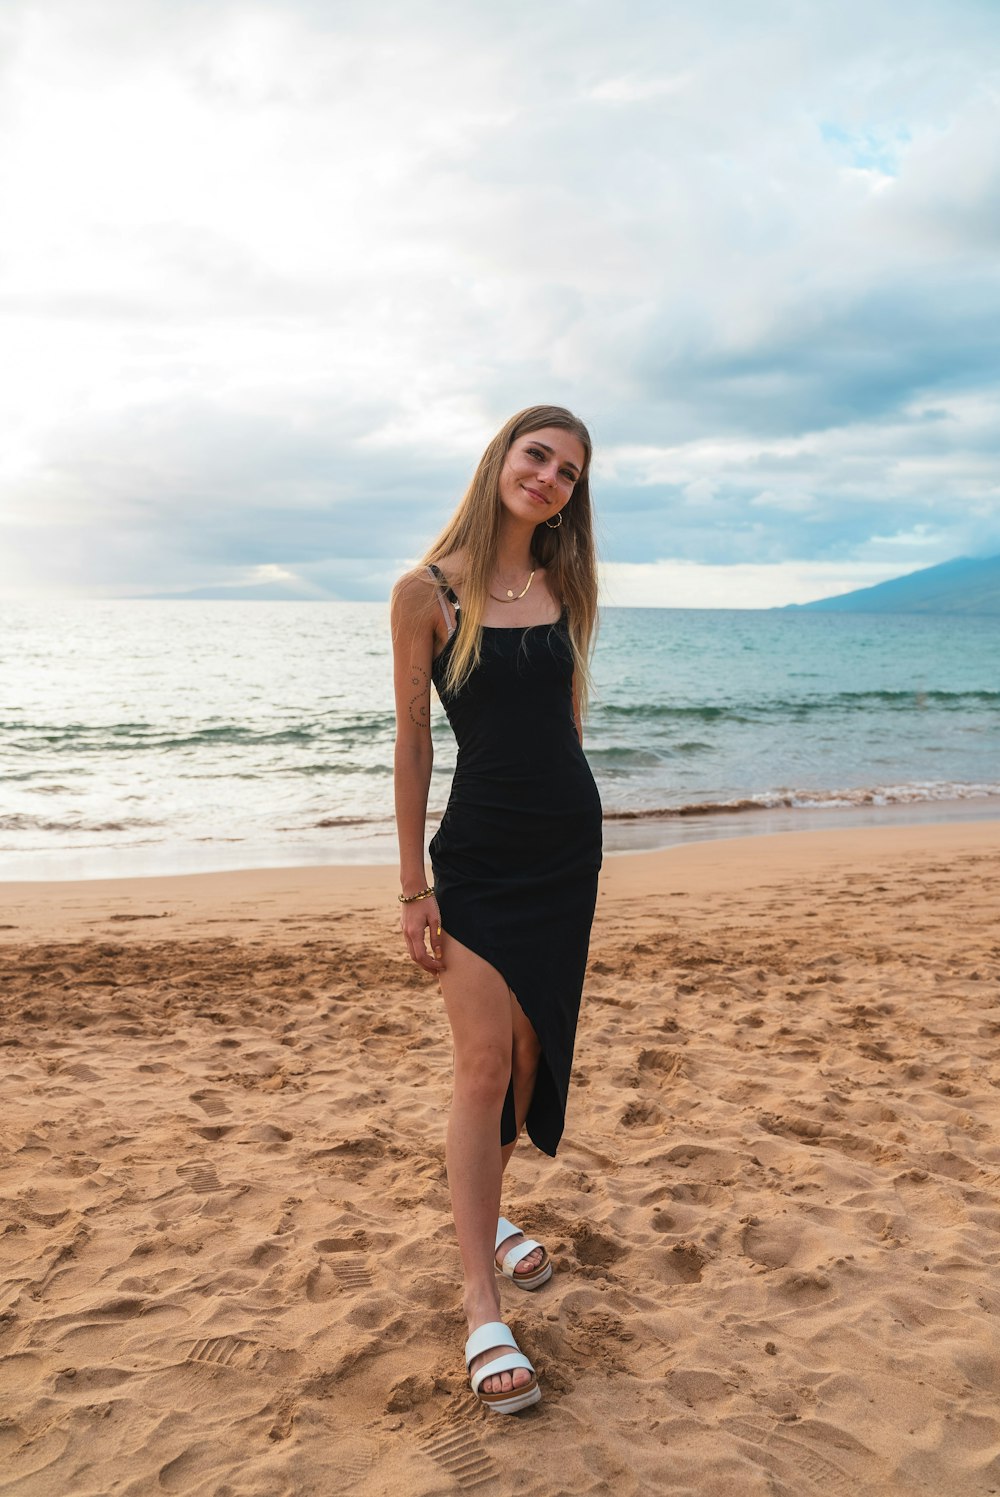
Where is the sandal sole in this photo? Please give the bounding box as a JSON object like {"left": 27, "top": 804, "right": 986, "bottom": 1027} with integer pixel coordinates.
{"left": 477, "top": 1380, "right": 542, "bottom": 1414}
{"left": 496, "top": 1258, "right": 552, "bottom": 1290}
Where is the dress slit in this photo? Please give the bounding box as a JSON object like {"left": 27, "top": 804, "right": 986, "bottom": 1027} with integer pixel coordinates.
{"left": 439, "top": 923, "right": 554, "bottom": 1148}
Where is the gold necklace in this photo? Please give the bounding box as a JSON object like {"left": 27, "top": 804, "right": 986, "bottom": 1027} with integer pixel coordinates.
{"left": 489, "top": 568, "right": 535, "bottom": 603}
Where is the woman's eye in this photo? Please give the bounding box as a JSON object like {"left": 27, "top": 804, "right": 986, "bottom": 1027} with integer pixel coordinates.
{"left": 560, "top": 470, "right": 576, "bottom": 483}
{"left": 526, "top": 446, "right": 543, "bottom": 460}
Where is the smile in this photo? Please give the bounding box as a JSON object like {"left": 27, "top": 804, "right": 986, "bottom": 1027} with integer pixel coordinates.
{"left": 523, "top": 486, "right": 549, "bottom": 504}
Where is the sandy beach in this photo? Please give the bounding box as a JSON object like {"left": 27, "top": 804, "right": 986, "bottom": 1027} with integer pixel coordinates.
{"left": 2, "top": 819, "right": 999, "bottom": 1496}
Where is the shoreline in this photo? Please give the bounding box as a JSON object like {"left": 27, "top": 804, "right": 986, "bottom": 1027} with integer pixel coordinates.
{"left": 2, "top": 817, "right": 997, "bottom": 947}
{"left": 2, "top": 791, "right": 998, "bottom": 885}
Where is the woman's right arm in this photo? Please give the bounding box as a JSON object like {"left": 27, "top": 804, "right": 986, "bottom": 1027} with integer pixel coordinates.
{"left": 390, "top": 575, "right": 444, "bottom": 974}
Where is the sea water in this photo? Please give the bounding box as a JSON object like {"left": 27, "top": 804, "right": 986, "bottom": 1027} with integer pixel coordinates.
{"left": 1, "top": 600, "right": 997, "bottom": 878}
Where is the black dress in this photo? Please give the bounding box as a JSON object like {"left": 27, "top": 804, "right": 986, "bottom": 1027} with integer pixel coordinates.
{"left": 427, "top": 565, "right": 603, "bottom": 1157}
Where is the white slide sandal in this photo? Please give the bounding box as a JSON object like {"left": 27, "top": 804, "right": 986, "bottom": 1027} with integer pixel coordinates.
{"left": 495, "top": 1216, "right": 553, "bottom": 1290}
{"left": 465, "top": 1320, "right": 541, "bottom": 1414}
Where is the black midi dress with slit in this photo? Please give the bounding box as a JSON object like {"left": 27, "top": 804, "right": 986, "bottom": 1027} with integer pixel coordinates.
{"left": 427, "top": 564, "right": 603, "bottom": 1157}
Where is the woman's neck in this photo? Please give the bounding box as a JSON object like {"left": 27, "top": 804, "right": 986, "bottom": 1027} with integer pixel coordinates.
{"left": 495, "top": 516, "right": 535, "bottom": 577}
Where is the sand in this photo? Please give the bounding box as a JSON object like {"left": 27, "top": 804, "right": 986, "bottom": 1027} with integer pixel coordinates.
{"left": 1, "top": 820, "right": 999, "bottom": 1497}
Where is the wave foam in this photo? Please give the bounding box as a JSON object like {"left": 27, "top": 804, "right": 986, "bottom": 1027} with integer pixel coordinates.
{"left": 605, "top": 781, "right": 1000, "bottom": 820}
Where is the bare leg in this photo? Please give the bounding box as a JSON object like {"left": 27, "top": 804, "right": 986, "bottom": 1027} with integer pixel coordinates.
{"left": 497, "top": 993, "right": 545, "bottom": 1274}
{"left": 504, "top": 991, "right": 540, "bottom": 1168}
{"left": 438, "top": 933, "right": 533, "bottom": 1396}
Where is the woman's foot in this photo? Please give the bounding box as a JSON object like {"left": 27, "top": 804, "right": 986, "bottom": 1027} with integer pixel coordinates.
{"left": 495, "top": 1217, "right": 551, "bottom": 1289}
{"left": 465, "top": 1293, "right": 534, "bottom": 1396}
{"left": 465, "top": 1319, "right": 540, "bottom": 1412}
{"left": 495, "top": 1225, "right": 544, "bottom": 1277}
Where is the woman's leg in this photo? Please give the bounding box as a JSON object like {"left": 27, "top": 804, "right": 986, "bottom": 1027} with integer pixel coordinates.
{"left": 496, "top": 994, "right": 545, "bottom": 1274}
{"left": 437, "top": 933, "right": 532, "bottom": 1396}
{"left": 506, "top": 991, "right": 541, "bottom": 1162}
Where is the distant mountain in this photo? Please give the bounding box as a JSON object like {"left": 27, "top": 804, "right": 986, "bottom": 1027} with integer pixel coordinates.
{"left": 783, "top": 554, "right": 1000, "bottom": 615}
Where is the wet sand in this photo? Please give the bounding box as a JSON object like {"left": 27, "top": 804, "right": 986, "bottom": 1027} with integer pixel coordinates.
{"left": 1, "top": 820, "right": 998, "bottom": 1496}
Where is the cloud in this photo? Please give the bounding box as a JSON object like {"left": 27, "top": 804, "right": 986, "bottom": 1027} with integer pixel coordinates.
{"left": 588, "top": 73, "right": 692, "bottom": 106}
{"left": 600, "top": 559, "right": 908, "bottom": 610}
{"left": 1, "top": 0, "right": 999, "bottom": 603}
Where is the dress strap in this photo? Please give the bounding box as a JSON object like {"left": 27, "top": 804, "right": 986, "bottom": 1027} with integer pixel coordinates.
{"left": 427, "top": 563, "right": 460, "bottom": 638}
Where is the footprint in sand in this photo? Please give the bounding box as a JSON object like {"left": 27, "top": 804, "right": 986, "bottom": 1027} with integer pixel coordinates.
{"left": 185, "top": 1335, "right": 257, "bottom": 1368}
{"left": 740, "top": 1218, "right": 801, "bottom": 1270}
{"left": 570, "top": 1222, "right": 627, "bottom": 1269}
{"left": 662, "top": 1143, "right": 744, "bottom": 1178}
{"left": 417, "top": 1402, "right": 502, "bottom": 1488}
{"left": 55, "top": 1299, "right": 189, "bottom": 1361}
{"left": 176, "top": 1161, "right": 222, "bottom": 1194}
{"left": 561, "top": 1306, "right": 637, "bottom": 1375}
{"left": 637, "top": 1047, "right": 684, "bottom": 1078}
{"left": 189, "top": 1090, "right": 229, "bottom": 1118}
{"left": 335, "top": 1441, "right": 380, "bottom": 1490}
{"left": 312, "top": 1238, "right": 374, "bottom": 1289}
{"left": 621, "top": 1098, "right": 662, "bottom": 1128}
{"left": 724, "top": 1416, "right": 867, "bottom": 1497}
{"left": 669, "top": 1180, "right": 731, "bottom": 1207}
{"left": 663, "top": 1242, "right": 706, "bottom": 1283}
{"left": 325, "top": 1258, "right": 373, "bottom": 1290}
{"left": 666, "top": 1367, "right": 733, "bottom": 1405}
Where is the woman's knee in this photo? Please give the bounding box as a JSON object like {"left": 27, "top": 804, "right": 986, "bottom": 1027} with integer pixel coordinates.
{"left": 452, "top": 1044, "right": 510, "bottom": 1110}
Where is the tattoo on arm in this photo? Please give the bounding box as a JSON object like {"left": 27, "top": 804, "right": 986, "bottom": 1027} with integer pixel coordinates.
{"left": 409, "top": 666, "right": 430, "bottom": 729}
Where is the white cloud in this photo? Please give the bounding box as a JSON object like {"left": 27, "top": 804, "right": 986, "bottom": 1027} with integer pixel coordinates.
{"left": 868, "top": 525, "right": 946, "bottom": 548}
{"left": 1, "top": 0, "right": 999, "bottom": 599}
{"left": 248, "top": 564, "right": 302, "bottom": 586}
{"left": 588, "top": 72, "right": 692, "bottom": 105}
{"left": 600, "top": 559, "right": 906, "bottom": 610}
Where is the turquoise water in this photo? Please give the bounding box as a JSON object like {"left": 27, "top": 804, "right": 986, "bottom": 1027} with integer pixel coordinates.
{"left": 1, "top": 600, "right": 997, "bottom": 877}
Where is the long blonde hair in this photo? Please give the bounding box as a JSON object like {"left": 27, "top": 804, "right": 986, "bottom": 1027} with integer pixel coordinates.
{"left": 420, "top": 405, "right": 598, "bottom": 710}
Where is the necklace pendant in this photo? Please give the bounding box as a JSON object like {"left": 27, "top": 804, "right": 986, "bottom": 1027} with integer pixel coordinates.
{"left": 490, "top": 567, "right": 535, "bottom": 604}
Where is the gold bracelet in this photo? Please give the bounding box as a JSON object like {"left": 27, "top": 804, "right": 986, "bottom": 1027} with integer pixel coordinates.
{"left": 398, "top": 884, "right": 435, "bottom": 904}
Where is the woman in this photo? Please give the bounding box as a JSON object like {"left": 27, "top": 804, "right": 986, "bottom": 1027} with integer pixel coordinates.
{"left": 390, "top": 405, "right": 602, "bottom": 1414}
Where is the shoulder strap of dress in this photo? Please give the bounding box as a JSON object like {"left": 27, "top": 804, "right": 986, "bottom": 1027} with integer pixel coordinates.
{"left": 426, "top": 564, "right": 459, "bottom": 638}
{"left": 427, "top": 562, "right": 460, "bottom": 604}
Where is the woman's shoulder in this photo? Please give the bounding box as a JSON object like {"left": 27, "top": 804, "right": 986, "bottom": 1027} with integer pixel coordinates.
{"left": 393, "top": 557, "right": 454, "bottom": 602}
{"left": 391, "top": 568, "right": 441, "bottom": 630}
{"left": 429, "top": 549, "right": 465, "bottom": 587}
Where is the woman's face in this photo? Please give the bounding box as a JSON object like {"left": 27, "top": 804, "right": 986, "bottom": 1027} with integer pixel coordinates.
{"left": 498, "top": 426, "right": 586, "bottom": 527}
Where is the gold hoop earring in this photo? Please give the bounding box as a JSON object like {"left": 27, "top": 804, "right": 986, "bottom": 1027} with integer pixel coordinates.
{"left": 545, "top": 512, "right": 563, "bottom": 529}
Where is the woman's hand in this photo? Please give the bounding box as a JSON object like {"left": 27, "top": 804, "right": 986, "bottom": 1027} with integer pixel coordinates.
{"left": 399, "top": 895, "right": 444, "bottom": 975}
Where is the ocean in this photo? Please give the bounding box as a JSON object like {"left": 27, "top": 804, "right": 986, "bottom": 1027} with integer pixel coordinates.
{"left": 1, "top": 600, "right": 997, "bottom": 879}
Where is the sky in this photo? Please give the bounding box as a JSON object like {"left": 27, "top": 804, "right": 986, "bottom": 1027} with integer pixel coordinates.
{"left": 1, "top": 0, "right": 999, "bottom": 608}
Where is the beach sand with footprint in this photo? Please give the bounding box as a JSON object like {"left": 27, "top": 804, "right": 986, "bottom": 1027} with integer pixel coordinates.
{"left": 1, "top": 820, "right": 999, "bottom": 1495}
